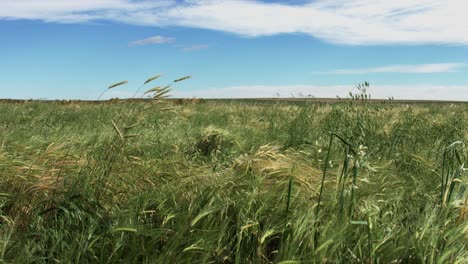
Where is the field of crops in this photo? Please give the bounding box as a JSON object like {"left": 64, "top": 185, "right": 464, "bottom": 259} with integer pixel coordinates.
{"left": 0, "top": 97, "right": 467, "bottom": 263}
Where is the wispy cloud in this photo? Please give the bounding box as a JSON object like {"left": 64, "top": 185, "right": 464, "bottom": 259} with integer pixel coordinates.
{"left": 320, "top": 63, "right": 465, "bottom": 74}
{"left": 173, "top": 84, "right": 468, "bottom": 101}
{"left": 2, "top": 0, "right": 468, "bottom": 45}
{"left": 181, "top": 44, "right": 209, "bottom": 52}
{"left": 130, "top": 35, "right": 174, "bottom": 46}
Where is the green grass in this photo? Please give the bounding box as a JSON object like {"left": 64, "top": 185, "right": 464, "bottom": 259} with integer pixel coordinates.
{"left": 0, "top": 98, "right": 467, "bottom": 263}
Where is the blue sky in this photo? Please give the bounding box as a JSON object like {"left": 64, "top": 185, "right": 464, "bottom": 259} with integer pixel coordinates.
{"left": 1, "top": 0, "right": 468, "bottom": 100}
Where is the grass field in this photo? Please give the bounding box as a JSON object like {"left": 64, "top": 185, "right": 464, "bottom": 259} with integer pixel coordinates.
{"left": 0, "top": 96, "right": 467, "bottom": 263}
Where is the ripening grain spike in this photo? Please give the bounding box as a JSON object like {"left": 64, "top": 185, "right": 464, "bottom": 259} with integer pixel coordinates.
{"left": 174, "top": 76, "right": 191, "bottom": 82}
{"left": 144, "top": 74, "right": 162, "bottom": 84}
{"left": 144, "top": 86, "right": 162, "bottom": 94}
{"left": 108, "top": 81, "right": 128, "bottom": 89}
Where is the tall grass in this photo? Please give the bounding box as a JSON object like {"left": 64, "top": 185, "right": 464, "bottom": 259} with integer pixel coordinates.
{"left": 0, "top": 87, "right": 466, "bottom": 263}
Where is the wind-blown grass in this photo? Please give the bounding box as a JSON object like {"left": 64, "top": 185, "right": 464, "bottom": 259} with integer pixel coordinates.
{"left": 0, "top": 96, "right": 466, "bottom": 263}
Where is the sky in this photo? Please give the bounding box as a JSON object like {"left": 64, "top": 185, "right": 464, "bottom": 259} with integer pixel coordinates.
{"left": 1, "top": 0, "right": 468, "bottom": 101}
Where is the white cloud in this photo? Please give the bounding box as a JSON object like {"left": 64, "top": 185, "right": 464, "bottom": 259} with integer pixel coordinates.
{"left": 172, "top": 84, "right": 468, "bottom": 101}
{"left": 1, "top": 0, "right": 468, "bottom": 45}
{"left": 321, "top": 63, "right": 465, "bottom": 74}
{"left": 130, "top": 35, "right": 174, "bottom": 46}
{"left": 0, "top": 0, "right": 173, "bottom": 20}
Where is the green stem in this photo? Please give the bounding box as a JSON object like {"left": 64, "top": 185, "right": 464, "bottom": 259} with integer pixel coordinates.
{"left": 316, "top": 134, "right": 334, "bottom": 218}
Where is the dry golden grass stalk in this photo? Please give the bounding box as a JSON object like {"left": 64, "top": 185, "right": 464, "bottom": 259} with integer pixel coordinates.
{"left": 108, "top": 81, "right": 128, "bottom": 89}
{"left": 153, "top": 88, "right": 172, "bottom": 100}
{"left": 153, "top": 95, "right": 171, "bottom": 100}
{"left": 144, "top": 86, "right": 162, "bottom": 94}
{"left": 234, "top": 145, "right": 321, "bottom": 190}
{"left": 454, "top": 197, "right": 468, "bottom": 223}
{"left": 125, "top": 122, "right": 141, "bottom": 130}
{"left": 111, "top": 120, "right": 124, "bottom": 141}
{"left": 174, "top": 76, "right": 191, "bottom": 82}
{"left": 144, "top": 74, "right": 162, "bottom": 84}
{"left": 145, "top": 85, "right": 172, "bottom": 95}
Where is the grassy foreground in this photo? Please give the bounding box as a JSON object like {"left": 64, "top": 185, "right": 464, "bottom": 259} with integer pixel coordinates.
{"left": 0, "top": 98, "right": 467, "bottom": 263}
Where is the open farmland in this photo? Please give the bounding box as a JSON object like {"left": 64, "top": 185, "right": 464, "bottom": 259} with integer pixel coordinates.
{"left": 0, "top": 98, "right": 467, "bottom": 263}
